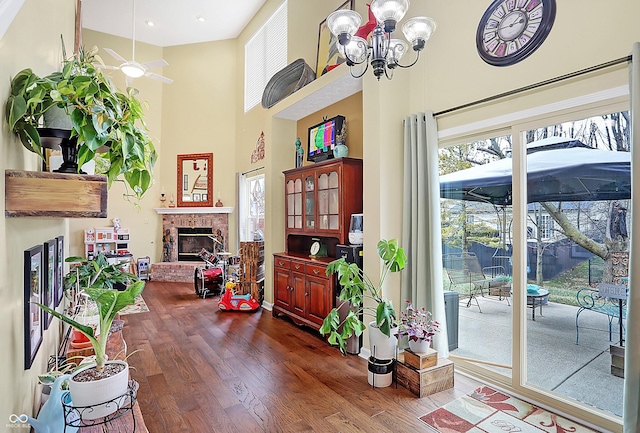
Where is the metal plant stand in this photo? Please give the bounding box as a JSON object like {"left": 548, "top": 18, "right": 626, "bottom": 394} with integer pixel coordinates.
{"left": 62, "top": 380, "right": 138, "bottom": 432}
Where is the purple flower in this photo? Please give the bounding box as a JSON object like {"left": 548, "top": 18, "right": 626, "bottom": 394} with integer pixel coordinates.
{"left": 394, "top": 301, "right": 440, "bottom": 343}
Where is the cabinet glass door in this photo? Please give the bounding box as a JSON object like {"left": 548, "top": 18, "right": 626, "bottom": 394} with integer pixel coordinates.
{"left": 286, "top": 178, "right": 303, "bottom": 229}
{"left": 318, "top": 170, "right": 340, "bottom": 230}
{"left": 318, "top": 173, "right": 329, "bottom": 229}
{"left": 305, "top": 175, "right": 315, "bottom": 230}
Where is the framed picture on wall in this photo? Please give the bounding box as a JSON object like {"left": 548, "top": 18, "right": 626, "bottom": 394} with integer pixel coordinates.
{"left": 24, "top": 244, "right": 43, "bottom": 370}
{"left": 43, "top": 239, "right": 56, "bottom": 330}
{"left": 55, "top": 236, "right": 64, "bottom": 307}
{"left": 315, "top": 0, "right": 355, "bottom": 77}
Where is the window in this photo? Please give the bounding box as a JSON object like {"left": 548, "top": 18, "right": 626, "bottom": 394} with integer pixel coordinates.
{"left": 244, "top": 1, "right": 287, "bottom": 112}
{"left": 239, "top": 173, "right": 265, "bottom": 242}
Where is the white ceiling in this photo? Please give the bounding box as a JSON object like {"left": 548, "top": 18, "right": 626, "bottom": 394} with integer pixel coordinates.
{"left": 81, "top": 0, "right": 268, "bottom": 47}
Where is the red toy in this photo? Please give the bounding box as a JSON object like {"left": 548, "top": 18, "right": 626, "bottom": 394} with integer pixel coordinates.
{"left": 218, "top": 281, "right": 260, "bottom": 312}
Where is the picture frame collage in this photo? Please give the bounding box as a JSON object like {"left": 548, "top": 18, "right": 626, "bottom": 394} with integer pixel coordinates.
{"left": 23, "top": 235, "right": 64, "bottom": 370}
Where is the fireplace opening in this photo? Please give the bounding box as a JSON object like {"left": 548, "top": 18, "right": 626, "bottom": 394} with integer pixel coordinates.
{"left": 178, "top": 228, "right": 215, "bottom": 261}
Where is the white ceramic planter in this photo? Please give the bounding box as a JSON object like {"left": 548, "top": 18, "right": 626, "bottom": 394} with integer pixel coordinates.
{"left": 408, "top": 339, "right": 430, "bottom": 354}
{"left": 68, "top": 360, "right": 129, "bottom": 420}
{"left": 368, "top": 321, "right": 397, "bottom": 360}
{"left": 367, "top": 321, "right": 398, "bottom": 388}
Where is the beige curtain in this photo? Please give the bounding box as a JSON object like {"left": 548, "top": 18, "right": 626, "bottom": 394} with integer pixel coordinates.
{"left": 402, "top": 112, "right": 449, "bottom": 356}
{"left": 624, "top": 41, "right": 640, "bottom": 433}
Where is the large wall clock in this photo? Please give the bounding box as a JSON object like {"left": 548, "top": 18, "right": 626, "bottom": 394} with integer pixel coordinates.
{"left": 476, "top": 0, "right": 556, "bottom": 67}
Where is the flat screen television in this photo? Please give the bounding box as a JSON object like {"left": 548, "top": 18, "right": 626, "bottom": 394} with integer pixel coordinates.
{"left": 307, "top": 115, "right": 345, "bottom": 162}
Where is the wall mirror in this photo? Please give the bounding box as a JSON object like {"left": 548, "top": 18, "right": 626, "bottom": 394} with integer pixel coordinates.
{"left": 177, "top": 153, "right": 213, "bottom": 207}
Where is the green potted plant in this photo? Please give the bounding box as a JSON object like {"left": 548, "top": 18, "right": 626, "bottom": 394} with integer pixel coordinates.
{"left": 395, "top": 300, "right": 440, "bottom": 353}
{"left": 36, "top": 253, "right": 144, "bottom": 419}
{"left": 320, "top": 238, "right": 407, "bottom": 355}
{"left": 5, "top": 45, "right": 157, "bottom": 200}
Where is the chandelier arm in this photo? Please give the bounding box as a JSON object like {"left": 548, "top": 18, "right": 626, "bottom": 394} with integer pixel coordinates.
{"left": 350, "top": 61, "right": 370, "bottom": 79}
{"left": 343, "top": 49, "right": 368, "bottom": 67}
{"left": 384, "top": 66, "right": 394, "bottom": 80}
{"left": 393, "top": 50, "right": 421, "bottom": 69}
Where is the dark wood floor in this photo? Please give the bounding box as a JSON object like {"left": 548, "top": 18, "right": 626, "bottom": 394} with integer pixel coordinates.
{"left": 122, "top": 281, "right": 482, "bottom": 432}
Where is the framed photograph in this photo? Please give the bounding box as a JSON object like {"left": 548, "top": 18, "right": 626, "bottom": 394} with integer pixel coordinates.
{"left": 55, "top": 236, "right": 64, "bottom": 307}
{"left": 315, "top": 0, "right": 355, "bottom": 77}
{"left": 24, "top": 245, "right": 43, "bottom": 370}
{"left": 43, "top": 239, "right": 56, "bottom": 330}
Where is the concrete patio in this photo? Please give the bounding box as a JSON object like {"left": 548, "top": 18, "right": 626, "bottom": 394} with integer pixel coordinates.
{"left": 450, "top": 294, "right": 624, "bottom": 417}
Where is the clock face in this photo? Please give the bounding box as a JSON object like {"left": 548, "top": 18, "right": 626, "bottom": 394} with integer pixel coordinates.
{"left": 476, "top": 0, "right": 556, "bottom": 66}
{"left": 310, "top": 241, "right": 321, "bottom": 256}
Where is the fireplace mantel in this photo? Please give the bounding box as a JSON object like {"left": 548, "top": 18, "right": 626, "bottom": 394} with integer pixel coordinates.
{"left": 155, "top": 207, "right": 233, "bottom": 215}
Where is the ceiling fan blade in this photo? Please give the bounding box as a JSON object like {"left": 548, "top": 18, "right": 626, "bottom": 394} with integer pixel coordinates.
{"left": 145, "top": 72, "right": 174, "bottom": 84}
{"left": 104, "top": 48, "right": 127, "bottom": 63}
{"left": 95, "top": 64, "right": 120, "bottom": 70}
{"left": 142, "top": 59, "right": 169, "bottom": 70}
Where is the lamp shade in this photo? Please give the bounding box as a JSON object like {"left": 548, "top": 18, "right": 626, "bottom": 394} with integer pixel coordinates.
{"left": 121, "top": 62, "right": 145, "bottom": 78}
{"left": 386, "top": 39, "right": 408, "bottom": 65}
{"left": 402, "top": 16, "right": 437, "bottom": 49}
{"left": 327, "top": 10, "right": 362, "bottom": 37}
{"left": 370, "top": 0, "right": 410, "bottom": 23}
{"left": 338, "top": 36, "right": 369, "bottom": 64}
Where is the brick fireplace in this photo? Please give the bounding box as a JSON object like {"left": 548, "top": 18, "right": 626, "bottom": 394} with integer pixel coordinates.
{"left": 151, "top": 207, "right": 233, "bottom": 282}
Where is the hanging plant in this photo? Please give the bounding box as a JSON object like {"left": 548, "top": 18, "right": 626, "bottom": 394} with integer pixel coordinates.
{"left": 6, "top": 45, "right": 157, "bottom": 201}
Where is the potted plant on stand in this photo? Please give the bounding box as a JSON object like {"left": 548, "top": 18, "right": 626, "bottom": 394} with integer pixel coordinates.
{"left": 36, "top": 253, "right": 144, "bottom": 420}
{"left": 395, "top": 300, "right": 440, "bottom": 354}
{"left": 320, "top": 239, "right": 406, "bottom": 387}
{"left": 5, "top": 45, "right": 157, "bottom": 201}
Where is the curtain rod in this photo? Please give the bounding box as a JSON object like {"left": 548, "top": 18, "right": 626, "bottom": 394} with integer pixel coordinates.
{"left": 433, "top": 55, "right": 632, "bottom": 117}
{"left": 242, "top": 166, "right": 265, "bottom": 175}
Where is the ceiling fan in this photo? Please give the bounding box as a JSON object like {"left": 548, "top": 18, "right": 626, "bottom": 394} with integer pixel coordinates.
{"left": 100, "top": 0, "right": 173, "bottom": 84}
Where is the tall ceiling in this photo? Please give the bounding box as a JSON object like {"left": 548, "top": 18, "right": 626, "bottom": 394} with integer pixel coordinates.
{"left": 81, "top": 0, "right": 268, "bottom": 47}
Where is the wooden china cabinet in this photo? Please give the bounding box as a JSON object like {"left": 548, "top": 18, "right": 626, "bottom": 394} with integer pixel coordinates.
{"left": 273, "top": 157, "right": 363, "bottom": 330}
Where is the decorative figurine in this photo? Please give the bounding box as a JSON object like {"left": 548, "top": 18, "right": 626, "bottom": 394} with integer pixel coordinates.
{"left": 160, "top": 193, "right": 167, "bottom": 208}
{"left": 112, "top": 217, "right": 121, "bottom": 231}
{"left": 295, "top": 137, "right": 304, "bottom": 168}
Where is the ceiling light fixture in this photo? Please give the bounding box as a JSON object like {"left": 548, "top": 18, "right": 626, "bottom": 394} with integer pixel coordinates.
{"left": 197, "top": 16, "right": 206, "bottom": 22}
{"left": 326, "top": 0, "right": 436, "bottom": 80}
{"left": 145, "top": 20, "right": 155, "bottom": 27}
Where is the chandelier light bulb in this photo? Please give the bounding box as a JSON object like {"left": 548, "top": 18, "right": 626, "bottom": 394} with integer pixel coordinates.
{"left": 386, "top": 39, "right": 408, "bottom": 66}
{"left": 402, "top": 16, "right": 437, "bottom": 51}
{"left": 338, "top": 36, "right": 369, "bottom": 65}
{"left": 370, "top": 0, "right": 410, "bottom": 32}
{"left": 327, "top": 10, "right": 362, "bottom": 44}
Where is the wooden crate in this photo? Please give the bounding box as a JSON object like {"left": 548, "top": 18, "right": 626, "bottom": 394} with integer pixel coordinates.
{"left": 403, "top": 347, "right": 437, "bottom": 370}
{"left": 396, "top": 357, "right": 454, "bottom": 398}
{"left": 5, "top": 170, "right": 107, "bottom": 218}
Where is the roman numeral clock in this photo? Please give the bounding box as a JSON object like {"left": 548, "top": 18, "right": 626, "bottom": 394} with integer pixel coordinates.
{"left": 476, "top": 0, "right": 556, "bottom": 66}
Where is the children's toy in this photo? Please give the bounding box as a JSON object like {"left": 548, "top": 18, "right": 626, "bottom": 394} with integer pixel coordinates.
{"left": 194, "top": 248, "right": 225, "bottom": 299}
{"left": 218, "top": 280, "right": 260, "bottom": 311}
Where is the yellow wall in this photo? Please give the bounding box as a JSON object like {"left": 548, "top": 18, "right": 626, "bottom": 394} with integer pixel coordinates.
{"left": 0, "top": 0, "right": 75, "bottom": 420}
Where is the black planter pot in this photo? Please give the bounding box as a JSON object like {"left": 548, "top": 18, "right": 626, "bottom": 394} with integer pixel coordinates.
{"left": 37, "top": 128, "right": 84, "bottom": 174}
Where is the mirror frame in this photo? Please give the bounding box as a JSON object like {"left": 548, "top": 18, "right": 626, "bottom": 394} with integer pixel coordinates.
{"left": 177, "top": 153, "right": 213, "bottom": 208}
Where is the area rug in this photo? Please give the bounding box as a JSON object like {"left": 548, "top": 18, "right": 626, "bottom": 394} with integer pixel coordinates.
{"left": 118, "top": 295, "right": 149, "bottom": 315}
{"left": 419, "top": 386, "right": 598, "bottom": 433}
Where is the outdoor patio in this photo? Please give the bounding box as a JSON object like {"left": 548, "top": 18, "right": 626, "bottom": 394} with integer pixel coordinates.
{"left": 451, "top": 294, "right": 624, "bottom": 417}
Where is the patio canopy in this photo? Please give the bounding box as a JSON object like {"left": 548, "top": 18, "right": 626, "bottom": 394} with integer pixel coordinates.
{"left": 439, "top": 138, "right": 631, "bottom": 206}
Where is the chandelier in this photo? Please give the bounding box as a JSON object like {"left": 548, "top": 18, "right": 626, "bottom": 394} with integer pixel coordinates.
{"left": 326, "top": 0, "right": 436, "bottom": 80}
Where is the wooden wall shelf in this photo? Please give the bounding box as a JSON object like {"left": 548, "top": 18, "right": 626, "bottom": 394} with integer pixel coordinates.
{"left": 5, "top": 170, "right": 108, "bottom": 218}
